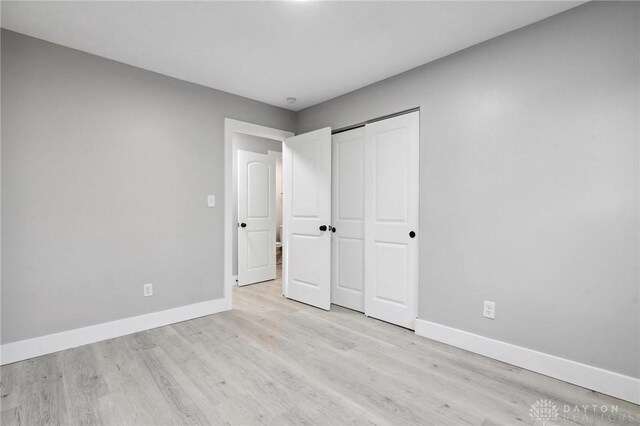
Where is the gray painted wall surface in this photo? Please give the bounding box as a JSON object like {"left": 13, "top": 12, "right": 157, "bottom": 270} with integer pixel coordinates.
{"left": 297, "top": 2, "right": 640, "bottom": 378}
{"left": 1, "top": 30, "right": 295, "bottom": 344}
{"left": 232, "top": 133, "right": 282, "bottom": 275}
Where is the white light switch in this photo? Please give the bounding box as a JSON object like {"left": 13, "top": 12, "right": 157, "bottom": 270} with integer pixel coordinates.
{"left": 207, "top": 195, "right": 216, "bottom": 207}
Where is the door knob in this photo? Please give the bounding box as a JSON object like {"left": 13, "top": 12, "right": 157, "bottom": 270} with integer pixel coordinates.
{"left": 240, "top": 222, "right": 247, "bottom": 228}
{"left": 331, "top": 227, "right": 336, "bottom": 233}
{"left": 409, "top": 231, "right": 416, "bottom": 238}
{"left": 319, "top": 225, "right": 327, "bottom": 232}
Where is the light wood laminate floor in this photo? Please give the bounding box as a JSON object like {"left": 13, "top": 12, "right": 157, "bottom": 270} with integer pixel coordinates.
{"left": 1, "top": 272, "right": 639, "bottom": 425}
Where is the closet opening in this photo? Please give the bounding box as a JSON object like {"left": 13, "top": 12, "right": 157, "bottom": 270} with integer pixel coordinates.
{"left": 330, "top": 109, "right": 419, "bottom": 329}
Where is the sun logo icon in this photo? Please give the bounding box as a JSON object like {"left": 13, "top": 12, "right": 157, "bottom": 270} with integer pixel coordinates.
{"left": 529, "top": 399, "right": 559, "bottom": 425}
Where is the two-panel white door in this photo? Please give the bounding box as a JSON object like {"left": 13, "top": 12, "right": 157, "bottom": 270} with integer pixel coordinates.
{"left": 237, "top": 150, "right": 276, "bottom": 286}
{"left": 364, "top": 112, "right": 419, "bottom": 329}
{"left": 282, "top": 128, "right": 332, "bottom": 310}
{"left": 331, "top": 128, "right": 365, "bottom": 312}
{"left": 278, "top": 112, "right": 419, "bottom": 326}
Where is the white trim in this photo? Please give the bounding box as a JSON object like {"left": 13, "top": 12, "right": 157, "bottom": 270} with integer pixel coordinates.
{"left": 0, "top": 298, "right": 228, "bottom": 365}
{"left": 224, "top": 118, "right": 293, "bottom": 308}
{"left": 268, "top": 150, "right": 284, "bottom": 251}
{"left": 415, "top": 319, "right": 640, "bottom": 405}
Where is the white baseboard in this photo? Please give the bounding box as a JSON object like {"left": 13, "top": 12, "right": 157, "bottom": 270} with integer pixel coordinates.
{"left": 0, "top": 298, "right": 230, "bottom": 365}
{"left": 414, "top": 319, "right": 640, "bottom": 405}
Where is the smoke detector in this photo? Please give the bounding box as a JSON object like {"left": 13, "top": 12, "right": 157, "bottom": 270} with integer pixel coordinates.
{"left": 286, "top": 97, "right": 296, "bottom": 105}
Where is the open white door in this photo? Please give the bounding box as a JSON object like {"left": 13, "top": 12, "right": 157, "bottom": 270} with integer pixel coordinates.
{"left": 237, "top": 150, "right": 276, "bottom": 286}
{"left": 283, "top": 127, "right": 332, "bottom": 310}
{"left": 331, "top": 128, "right": 365, "bottom": 312}
{"left": 364, "top": 111, "right": 419, "bottom": 329}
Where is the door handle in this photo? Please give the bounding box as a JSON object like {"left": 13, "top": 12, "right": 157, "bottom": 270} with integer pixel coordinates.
{"left": 409, "top": 231, "right": 416, "bottom": 238}
{"left": 240, "top": 222, "right": 247, "bottom": 228}
{"left": 319, "top": 225, "right": 327, "bottom": 232}
{"left": 331, "top": 227, "right": 336, "bottom": 233}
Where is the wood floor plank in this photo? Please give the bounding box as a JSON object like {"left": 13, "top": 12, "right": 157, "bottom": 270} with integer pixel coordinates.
{"left": 0, "top": 407, "right": 22, "bottom": 426}
{"left": 0, "top": 360, "right": 22, "bottom": 411}
{"left": 92, "top": 337, "right": 183, "bottom": 425}
{"left": 59, "top": 345, "right": 111, "bottom": 425}
{"left": 134, "top": 345, "right": 217, "bottom": 425}
{"left": 153, "top": 329, "right": 246, "bottom": 407}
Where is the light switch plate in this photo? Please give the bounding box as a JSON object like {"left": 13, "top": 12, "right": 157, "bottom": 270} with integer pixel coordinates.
{"left": 207, "top": 195, "right": 215, "bottom": 207}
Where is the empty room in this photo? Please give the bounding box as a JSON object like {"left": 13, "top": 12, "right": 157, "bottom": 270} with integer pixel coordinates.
{"left": 1, "top": 1, "right": 639, "bottom": 425}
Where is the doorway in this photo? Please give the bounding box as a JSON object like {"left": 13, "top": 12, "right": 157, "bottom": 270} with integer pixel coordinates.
{"left": 223, "top": 119, "right": 293, "bottom": 308}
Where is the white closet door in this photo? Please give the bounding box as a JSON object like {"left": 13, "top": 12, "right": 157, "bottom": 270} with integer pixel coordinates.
{"left": 283, "top": 128, "right": 332, "bottom": 310}
{"left": 237, "top": 150, "right": 277, "bottom": 286}
{"left": 331, "top": 128, "right": 365, "bottom": 312}
{"left": 364, "top": 112, "right": 419, "bottom": 329}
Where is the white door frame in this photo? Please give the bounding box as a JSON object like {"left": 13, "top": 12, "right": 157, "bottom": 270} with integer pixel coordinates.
{"left": 267, "top": 150, "right": 283, "bottom": 246}
{"left": 224, "top": 119, "right": 294, "bottom": 308}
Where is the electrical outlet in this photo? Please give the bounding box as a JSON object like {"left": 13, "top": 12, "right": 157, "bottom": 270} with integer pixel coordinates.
{"left": 207, "top": 195, "right": 216, "bottom": 207}
{"left": 144, "top": 283, "right": 153, "bottom": 297}
{"left": 483, "top": 300, "right": 495, "bottom": 319}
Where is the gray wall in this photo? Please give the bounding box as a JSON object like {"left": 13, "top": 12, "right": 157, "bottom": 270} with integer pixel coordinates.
{"left": 297, "top": 2, "right": 640, "bottom": 378}
{"left": 3, "top": 1, "right": 639, "bottom": 379}
{"left": 232, "top": 133, "right": 282, "bottom": 275}
{"left": 1, "top": 30, "right": 295, "bottom": 344}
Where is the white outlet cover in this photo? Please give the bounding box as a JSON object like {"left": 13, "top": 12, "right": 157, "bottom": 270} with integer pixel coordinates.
{"left": 144, "top": 283, "right": 153, "bottom": 297}
{"left": 483, "top": 300, "right": 495, "bottom": 319}
{"left": 207, "top": 195, "right": 215, "bottom": 207}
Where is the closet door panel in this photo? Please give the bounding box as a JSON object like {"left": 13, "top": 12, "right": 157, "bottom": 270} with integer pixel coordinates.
{"left": 331, "top": 128, "right": 365, "bottom": 312}
{"left": 283, "top": 127, "right": 332, "bottom": 310}
{"left": 364, "top": 112, "right": 419, "bottom": 329}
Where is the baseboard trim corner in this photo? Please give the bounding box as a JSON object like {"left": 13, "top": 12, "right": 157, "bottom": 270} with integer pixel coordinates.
{"left": 414, "top": 319, "right": 640, "bottom": 405}
{"left": 0, "top": 298, "right": 230, "bottom": 365}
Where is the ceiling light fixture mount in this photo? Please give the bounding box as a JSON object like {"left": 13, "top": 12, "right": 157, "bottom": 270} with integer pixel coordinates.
{"left": 286, "top": 97, "right": 296, "bottom": 104}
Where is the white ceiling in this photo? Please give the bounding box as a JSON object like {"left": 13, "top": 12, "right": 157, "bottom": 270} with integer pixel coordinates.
{"left": 1, "top": 1, "right": 583, "bottom": 111}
